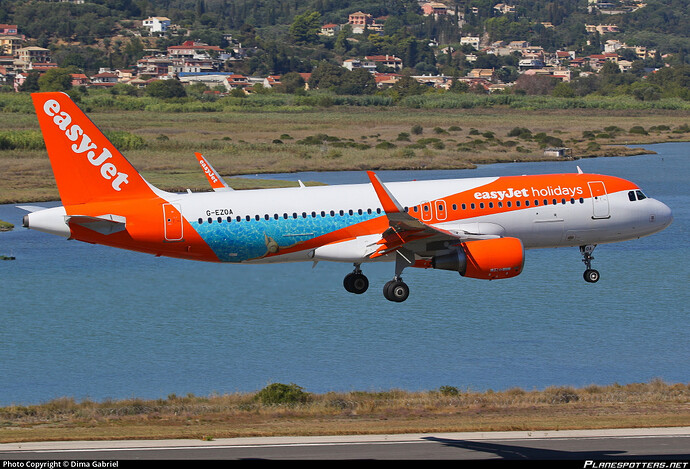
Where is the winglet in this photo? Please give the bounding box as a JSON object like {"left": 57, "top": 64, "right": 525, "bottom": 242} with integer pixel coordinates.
{"left": 195, "top": 152, "right": 232, "bottom": 191}
{"left": 367, "top": 171, "right": 404, "bottom": 213}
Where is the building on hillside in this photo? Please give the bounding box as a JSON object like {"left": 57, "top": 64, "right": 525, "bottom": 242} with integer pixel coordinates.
{"left": 167, "top": 41, "right": 223, "bottom": 59}
{"left": 143, "top": 17, "right": 171, "bottom": 34}
{"left": 320, "top": 24, "right": 341, "bottom": 36}
{"left": 421, "top": 2, "right": 449, "bottom": 17}
{"left": 460, "top": 36, "right": 480, "bottom": 50}
{"left": 14, "top": 46, "right": 51, "bottom": 66}
{"left": 364, "top": 55, "right": 403, "bottom": 70}
{"left": 342, "top": 58, "right": 376, "bottom": 72}
{"left": 91, "top": 70, "right": 118, "bottom": 87}
{"left": 493, "top": 3, "right": 516, "bottom": 14}
{"left": 348, "top": 11, "right": 373, "bottom": 26}
{"left": 71, "top": 74, "right": 90, "bottom": 87}
{"left": 0, "top": 35, "right": 23, "bottom": 56}
{"left": 0, "top": 25, "right": 18, "bottom": 35}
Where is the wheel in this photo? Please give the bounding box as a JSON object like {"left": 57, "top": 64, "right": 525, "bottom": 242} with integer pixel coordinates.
{"left": 344, "top": 272, "right": 368, "bottom": 294}
{"left": 383, "top": 280, "right": 409, "bottom": 302}
{"left": 583, "top": 269, "right": 600, "bottom": 283}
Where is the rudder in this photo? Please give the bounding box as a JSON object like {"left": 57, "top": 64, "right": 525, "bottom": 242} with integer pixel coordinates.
{"left": 32, "top": 92, "right": 155, "bottom": 206}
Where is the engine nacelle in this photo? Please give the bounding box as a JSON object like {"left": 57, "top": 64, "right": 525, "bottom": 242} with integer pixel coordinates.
{"left": 432, "top": 237, "right": 524, "bottom": 280}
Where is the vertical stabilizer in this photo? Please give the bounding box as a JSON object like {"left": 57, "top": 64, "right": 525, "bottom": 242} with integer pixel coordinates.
{"left": 31, "top": 92, "right": 155, "bottom": 206}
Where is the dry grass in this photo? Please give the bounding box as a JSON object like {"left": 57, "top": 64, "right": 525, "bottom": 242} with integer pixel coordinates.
{"left": 0, "top": 106, "right": 688, "bottom": 203}
{"left": 0, "top": 380, "right": 687, "bottom": 443}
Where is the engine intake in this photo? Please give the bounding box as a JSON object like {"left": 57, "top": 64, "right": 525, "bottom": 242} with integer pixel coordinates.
{"left": 432, "top": 237, "right": 524, "bottom": 280}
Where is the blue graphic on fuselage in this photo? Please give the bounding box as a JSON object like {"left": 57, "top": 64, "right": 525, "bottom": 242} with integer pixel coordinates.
{"left": 193, "top": 212, "right": 377, "bottom": 262}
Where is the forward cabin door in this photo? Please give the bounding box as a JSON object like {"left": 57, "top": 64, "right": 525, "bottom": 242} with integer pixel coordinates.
{"left": 588, "top": 181, "right": 610, "bottom": 219}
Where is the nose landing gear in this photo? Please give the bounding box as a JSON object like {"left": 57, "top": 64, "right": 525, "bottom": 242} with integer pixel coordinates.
{"left": 580, "top": 244, "right": 600, "bottom": 283}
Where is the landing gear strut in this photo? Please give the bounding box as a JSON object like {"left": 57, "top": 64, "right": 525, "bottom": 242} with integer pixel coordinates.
{"left": 580, "top": 244, "right": 600, "bottom": 283}
{"left": 343, "top": 264, "right": 369, "bottom": 294}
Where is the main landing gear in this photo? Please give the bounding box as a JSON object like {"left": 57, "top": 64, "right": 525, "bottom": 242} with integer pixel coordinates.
{"left": 342, "top": 251, "right": 414, "bottom": 302}
{"left": 343, "top": 264, "right": 369, "bottom": 295}
{"left": 580, "top": 244, "right": 600, "bottom": 283}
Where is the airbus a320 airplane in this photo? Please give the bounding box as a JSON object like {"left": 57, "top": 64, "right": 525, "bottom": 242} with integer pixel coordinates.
{"left": 22, "top": 92, "right": 673, "bottom": 302}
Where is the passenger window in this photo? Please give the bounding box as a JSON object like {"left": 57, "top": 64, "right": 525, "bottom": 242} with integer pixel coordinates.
{"left": 516, "top": 201, "right": 521, "bottom": 207}
{"left": 471, "top": 203, "right": 475, "bottom": 209}
{"left": 506, "top": 201, "right": 511, "bottom": 208}
{"left": 198, "top": 218, "right": 203, "bottom": 224}
{"left": 218, "top": 217, "right": 223, "bottom": 223}
{"left": 462, "top": 204, "right": 466, "bottom": 210}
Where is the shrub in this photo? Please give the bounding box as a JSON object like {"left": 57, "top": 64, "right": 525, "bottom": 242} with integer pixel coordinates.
{"left": 629, "top": 125, "right": 648, "bottom": 135}
{"left": 411, "top": 124, "right": 423, "bottom": 135}
{"left": 254, "top": 383, "right": 310, "bottom": 406}
{"left": 438, "top": 385, "right": 460, "bottom": 396}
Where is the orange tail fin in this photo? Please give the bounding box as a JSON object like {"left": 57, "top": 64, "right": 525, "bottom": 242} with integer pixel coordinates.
{"left": 32, "top": 92, "right": 155, "bottom": 206}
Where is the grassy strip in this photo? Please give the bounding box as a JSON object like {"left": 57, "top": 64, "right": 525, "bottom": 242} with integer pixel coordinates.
{"left": 1, "top": 106, "right": 688, "bottom": 204}
{"left": 0, "top": 380, "right": 687, "bottom": 443}
{"left": 0, "top": 219, "right": 13, "bottom": 231}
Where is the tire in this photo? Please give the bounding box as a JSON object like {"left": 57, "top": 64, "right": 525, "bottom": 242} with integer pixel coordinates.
{"left": 583, "top": 269, "right": 600, "bottom": 283}
{"left": 344, "top": 273, "right": 368, "bottom": 294}
{"left": 384, "top": 280, "right": 409, "bottom": 302}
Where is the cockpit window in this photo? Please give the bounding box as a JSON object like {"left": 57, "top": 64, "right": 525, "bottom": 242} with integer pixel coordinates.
{"left": 629, "top": 190, "right": 648, "bottom": 201}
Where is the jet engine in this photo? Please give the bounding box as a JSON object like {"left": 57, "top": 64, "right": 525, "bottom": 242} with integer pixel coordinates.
{"left": 431, "top": 237, "right": 524, "bottom": 280}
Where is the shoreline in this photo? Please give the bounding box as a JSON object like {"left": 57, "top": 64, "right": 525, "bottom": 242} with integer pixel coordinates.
{"left": 0, "top": 145, "right": 659, "bottom": 205}
{"left": 0, "top": 380, "right": 687, "bottom": 443}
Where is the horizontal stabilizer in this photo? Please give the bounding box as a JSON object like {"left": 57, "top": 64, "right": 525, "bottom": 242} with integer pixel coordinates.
{"left": 66, "top": 214, "right": 126, "bottom": 235}
{"left": 16, "top": 205, "right": 49, "bottom": 213}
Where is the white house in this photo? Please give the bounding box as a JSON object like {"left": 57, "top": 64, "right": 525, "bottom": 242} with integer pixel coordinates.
{"left": 143, "top": 17, "right": 171, "bottom": 34}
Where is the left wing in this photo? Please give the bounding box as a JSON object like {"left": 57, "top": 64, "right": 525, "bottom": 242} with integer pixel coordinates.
{"left": 366, "top": 171, "right": 500, "bottom": 259}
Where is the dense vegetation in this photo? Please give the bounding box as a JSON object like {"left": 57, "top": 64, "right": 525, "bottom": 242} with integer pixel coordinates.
{"left": 0, "top": 0, "right": 689, "bottom": 102}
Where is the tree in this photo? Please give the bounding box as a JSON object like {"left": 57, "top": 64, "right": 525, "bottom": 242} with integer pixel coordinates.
{"left": 309, "top": 62, "right": 345, "bottom": 91}
{"left": 145, "top": 79, "right": 186, "bottom": 99}
{"left": 38, "top": 68, "right": 74, "bottom": 92}
{"left": 337, "top": 68, "right": 377, "bottom": 95}
{"left": 19, "top": 71, "right": 41, "bottom": 92}
{"left": 277, "top": 72, "right": 305, "bottom": 94}
{"left": 289, "top": 11, "right": 321, "bottom": 44}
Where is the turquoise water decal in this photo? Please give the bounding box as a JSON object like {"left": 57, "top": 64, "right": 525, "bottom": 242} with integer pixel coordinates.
{"left": 193, "top": 212, "right": 377, "bottom": 261}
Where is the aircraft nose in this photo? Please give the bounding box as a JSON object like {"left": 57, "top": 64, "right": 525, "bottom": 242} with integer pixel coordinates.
{"left": 653, "top": 200, "right": 673, "bottom": 229}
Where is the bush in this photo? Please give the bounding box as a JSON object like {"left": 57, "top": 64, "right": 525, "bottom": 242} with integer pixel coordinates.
{"left": 629, "top": 125, "right": 648, "bottom": 135}
{"left": 254, "top": 383, "right": 310, "bottom": 406}
{"left": 438, "top": 385, "right": 460, "bottom": 396}
{"left": 411, "top": 124, "right": 423, "bottom": 135}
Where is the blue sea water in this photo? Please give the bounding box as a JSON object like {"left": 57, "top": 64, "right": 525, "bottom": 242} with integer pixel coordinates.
{"left": 0, "top": 142, "right": 687, "bottom": 406}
